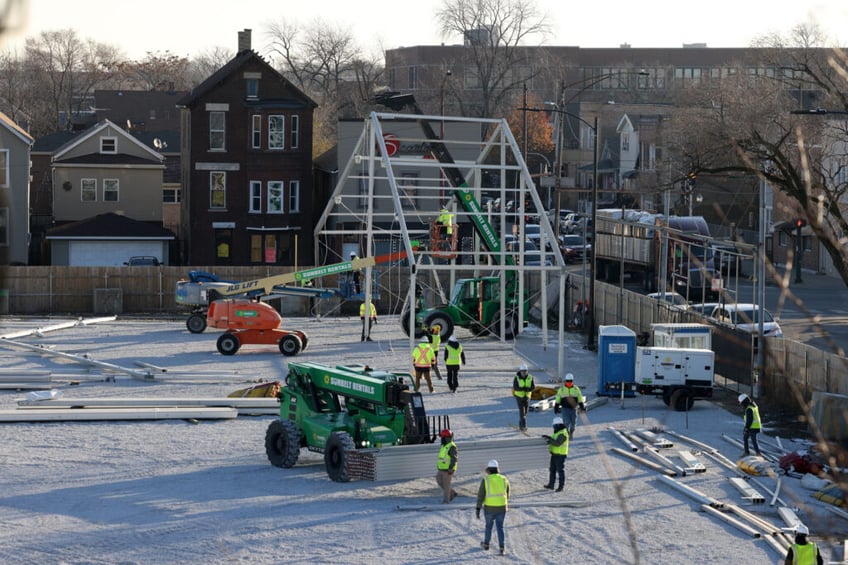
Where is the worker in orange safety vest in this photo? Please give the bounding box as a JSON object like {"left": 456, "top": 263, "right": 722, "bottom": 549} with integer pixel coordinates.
{"left": 412, "top": 338, "right": 436, "bottom": 393}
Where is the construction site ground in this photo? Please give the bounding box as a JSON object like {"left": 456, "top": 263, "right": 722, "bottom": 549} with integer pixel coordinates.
{"left": 0, "top": 315, "right": 842, "bottom": 564}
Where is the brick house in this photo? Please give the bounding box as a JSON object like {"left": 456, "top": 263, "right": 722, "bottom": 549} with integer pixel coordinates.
{"left": 177, "top": 29, "right": 317, "bottom": 266}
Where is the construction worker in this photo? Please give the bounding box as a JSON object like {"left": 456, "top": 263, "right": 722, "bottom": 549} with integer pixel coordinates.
{"left": 738, "top": 393, "right": 762, "bottom": 457}
{"left": 412, "top": 338, "right": 436, "bottom": 393}
{"left": 554, "top": 373, "right": 585, "bottom": 438}
{"left": 350, "top": 251, "right": 362, "bottom": 294}
{"left": 427, "top": 324, "right": 443, "bottom": 380}
{"left": 475, "top": 459, "right": 509, "bottom": 555}
{"left": 435, "top": 429, "right": 458, "bottom": 503}
{"left": 437, "top": 207, "right": 454, "bottom": 236}
{"left": 512, "top": 364, "right": 535, "bottom": 431}
{"left": 784, "top": 524, "right": 822, "bottom": 565}
{"left": 444, "top": 335, "right": 466, "bottom": 393}
{"left": 542, "top": 416, "right": 569, "bottom": 492}
{"left": 359, "top": 300, "right": 377, "bottom": 342}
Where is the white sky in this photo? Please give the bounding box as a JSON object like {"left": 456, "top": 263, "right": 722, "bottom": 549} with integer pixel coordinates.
{"left": 4, "top": 0, "right": 847, "bottom": 59}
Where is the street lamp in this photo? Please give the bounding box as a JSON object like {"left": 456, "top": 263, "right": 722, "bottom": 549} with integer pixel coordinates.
{"left": 688, "top": 192, "right": 703, "bottom": 216}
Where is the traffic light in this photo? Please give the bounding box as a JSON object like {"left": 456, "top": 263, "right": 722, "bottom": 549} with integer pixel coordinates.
{"left": 795, "top": 218, "right": 807, "bottom": 229}
{"left": 687, "top": 170, "right": 696, "bottom": 188}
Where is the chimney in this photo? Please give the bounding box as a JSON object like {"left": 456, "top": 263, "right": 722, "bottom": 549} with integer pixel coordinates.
{"left": 238, "top": 29, "right": 252, "bottom": 52}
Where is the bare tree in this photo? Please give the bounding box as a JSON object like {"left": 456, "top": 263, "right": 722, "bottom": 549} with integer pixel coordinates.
{"left": 666, "top": 26, "right": 848, "bottom": 287}
{"left": 113, "top": 51, "right": 192, "bottom": 91}
{"left": 435, "top": 0, "right": 551, "bottom": 121}
{"left": 23, "top": 29, "right": 121, "bottom": 135}
{"left": 186, "top": 46, "right": 234, "bottom": 87}
{"left": 264, "top": 18, "right": 384, "bottom": 156}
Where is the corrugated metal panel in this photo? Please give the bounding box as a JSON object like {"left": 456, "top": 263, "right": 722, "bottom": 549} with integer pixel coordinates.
{"left": 348, "top": 437, "right": 548, "bottom": 481}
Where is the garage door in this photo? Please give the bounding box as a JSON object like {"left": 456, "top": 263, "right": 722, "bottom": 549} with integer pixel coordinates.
{"left": 69, "top": 241, "right": 163, "bottom": 266}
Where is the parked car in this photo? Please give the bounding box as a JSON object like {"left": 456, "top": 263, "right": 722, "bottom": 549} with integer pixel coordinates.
{"left": 504, "top": 234, "right": 538, "bottom": 253}
{"left": 523, "top": 224, "right": 543, "bottom": 248}
{"left": 562, "top": 213, "right": 584, "bottom": 234}
{"left": 125, "top": 256, "right": 161, "bottom": 266}
{"left": 646, "top": 291, "right": 689, "bottom": 310}
{"left": 688, "top": 302, "right": 720, "bottom": 317}
{"left": 559, "top": 234, "right": 591, "bottom": 263}
{"left": 708, "top": 303, "right": 783, "bottom": 337}
{"left": 523, "top": 251, "right": 553, "bottom": 266}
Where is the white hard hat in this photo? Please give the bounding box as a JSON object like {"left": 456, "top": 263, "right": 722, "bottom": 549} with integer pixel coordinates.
{"left": 519, "top": 364, "right": 528, "bottom": 371}
{"left": 565, "top": 373, "right": 574, "bottom": 381}
{"left": 552, "top": 416, "right": 564, "bottom": 426}
{"left": 796, "top": 524, "right": 809, "bottom": 536}
{"left": 487, "top": 459, "right": 499, "bottom": 469}
{"left": 448, "top": 335, "right": 458, "bottom": 343}
{"left": 350, "top": 251, "right": 356, "bottom": 257}
{"left": 738, "top": 393, "right": 749, "bottom": 404}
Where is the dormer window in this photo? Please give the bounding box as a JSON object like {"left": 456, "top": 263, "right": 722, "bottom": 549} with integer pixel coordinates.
{"left": 100, "top": 137, "right": 117, "bottom": 154}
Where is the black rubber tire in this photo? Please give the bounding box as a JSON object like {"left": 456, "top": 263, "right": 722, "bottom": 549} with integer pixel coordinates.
{"left": 492, "top": 311, "right": 520, "bottom": 340}
{"left": 423, "top": 312, "right": 453, "bottom": 340}
{"left": 216, "top": 333, "right": 240, "bottom": 356}
{"left": 278, "top": 334, "right": 302, "bottom": 356}
{"left": 265, "top": 419, "right": 301, "bottom": 468}
{"left": 325, "top": 431, "right": 355, "bottom": 482}
{"left": 670, "top": 388, "right": 695, "bottom": 412}
{"left": 186, "top": 314, "right": 207, "bottom": 334}
{"left": 662, "top": 389, "right": 672, "bottom": 406}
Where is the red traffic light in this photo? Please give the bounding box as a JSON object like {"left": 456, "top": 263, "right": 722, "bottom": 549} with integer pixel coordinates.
{"left": 795, "top": 218, "right": 807, "bottom": 228}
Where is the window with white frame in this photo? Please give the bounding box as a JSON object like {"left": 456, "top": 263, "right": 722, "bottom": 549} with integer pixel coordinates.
{"left": 209, "top": 111, "right": 225, "bottom": 150}
{"left": 252, "top": 115, "right": 261, "bottom": 149}
{"left": 0, "top": 150, "right": 7, "bottom": 186}
{"left": 210, "top": 171, "right": 226, "bottom": 208}
{"left": 0, "top": 207, "right": 7, "bottom": 246}
{"left": 100, "top": 137, "right": 117, "bottom": 153}
{"left": 103, "top": 179, "right": 119, "bottom": 201}
{"left": 267, "top": 181, "right": 284, "bottom": 213}
{"left": 288, "top": 180, "right": 300, "bottom": 213}
{"left": 163, "top": 188, "right": 181, "bottom": 203}
{"left": 290, "top": 115, "right": 300, "bottom": 149}
{"left": 249, "top": 180, "right": 262, "bottom": 213}
{"left": 81, "top": 178, "right": 97, "bottom": 201}
{"left": 268, "top": 115, "right": 284, "bottom": 149}
{"left": 246, "top": 78, "right": 258, "bottom": 99}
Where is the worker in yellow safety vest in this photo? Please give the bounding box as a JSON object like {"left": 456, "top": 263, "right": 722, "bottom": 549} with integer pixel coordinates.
{"left": 359, "top": 301, "right": 377, "bottom": 342}
{"left": 512, "top": 364, "right": 535, "bottom": 431}
{"left": 437, "top": 207, "right": 454, "bottom": 235}
{"left": 412, "top": 339, "right": 436, "bottom": 393}
{"left": 738, "top": 393, "right": 762, "bottom": 457}
{"left": 427, "top": 324, "right": 443, "bottom": 380}
{"left": 542, "top": 416, "right": 569, "bottom": 492}
{"left": 435, "top": 428, "right": 458, "bottom": 503}
{"left": 784, "top": 524, "right": 822, "bottom": 565}
{"left": 444, "top": 335, "right": 466, "bottom": 393}
{"left": 475, "top": 459, "right": 509, "bottom": 555}
{"left": 554, "top": 373, "right": 585, "bottom": 438}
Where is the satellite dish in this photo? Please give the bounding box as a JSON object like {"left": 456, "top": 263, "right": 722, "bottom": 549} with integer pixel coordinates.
{"left": 153, "top": 138, "right": 167, "bottom": 150}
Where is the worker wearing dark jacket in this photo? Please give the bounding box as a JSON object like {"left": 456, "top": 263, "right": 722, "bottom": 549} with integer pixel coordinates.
{"left": 542, "top": 416, "right": 569, "bottom": 492}
{"left": 784, "top": 524, "right": 822, "bottom": 564}
{"left": 554, "top": 373, "right": 585, "bottom": 438}
{"left": 435, "top": 429, "right": 458, "bottom": 503}
{"left": 512, "top": 364, "right": 535, "bottom": 431}
{"left": 738, "top": 393, "right": 762, "bottom": 456}
{"left": 443, "top": 335, "right": 465, "bottom": 393}
{"left": 476, "top": 459, "right": 509, "bottom": 555}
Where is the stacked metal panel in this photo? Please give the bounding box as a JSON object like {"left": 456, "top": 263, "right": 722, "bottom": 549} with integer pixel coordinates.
{"left": 348, "top": 437, "right": 548, "bottom": 481}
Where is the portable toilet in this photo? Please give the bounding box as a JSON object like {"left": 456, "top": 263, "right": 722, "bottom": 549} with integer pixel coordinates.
{"left": 597, "top": 325, "right": 637, "bottom": 397}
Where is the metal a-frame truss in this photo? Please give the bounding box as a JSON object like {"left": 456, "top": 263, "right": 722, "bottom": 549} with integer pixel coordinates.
{"left": 314, "top": 109, "right": 570, "bottom": 369}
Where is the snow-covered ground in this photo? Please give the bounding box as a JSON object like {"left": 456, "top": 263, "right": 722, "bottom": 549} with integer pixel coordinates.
{"left": 0, "top": 316, "right": 840, "bottom": 564}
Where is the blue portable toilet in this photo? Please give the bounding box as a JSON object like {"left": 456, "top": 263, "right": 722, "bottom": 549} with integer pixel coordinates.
{"left": 597, "top": 325, "right": 637, "bottom": 397}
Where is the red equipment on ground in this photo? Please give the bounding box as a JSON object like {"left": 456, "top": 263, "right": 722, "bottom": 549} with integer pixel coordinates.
{"left": 207, "top": 298, "right": 309, "bottom": 356}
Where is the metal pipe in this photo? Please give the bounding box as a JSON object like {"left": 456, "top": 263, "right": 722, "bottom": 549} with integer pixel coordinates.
{"left": 700, "top": 504, "right": 761, "bottom": 538}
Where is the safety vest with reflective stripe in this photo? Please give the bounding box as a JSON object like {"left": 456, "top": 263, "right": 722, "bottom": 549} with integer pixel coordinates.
{"left": 555, "top": 384, "right": 584, "bottom": 408}
{"left": 437, "top": 441, "right": 457, "bottom": 471}
{"left": 549, "top": 428, "right": 569, "bottom": 456}
{"left": 412, "top": 343, "right": 435, "bottom": 368}
{"left": 359, "top": 302, "right": 376, "bottom": 319}
{"left": 484, "top": 473, "right": 509, "bottom": 509}
{"left": 790, "top": 542, "right": 818, "bottom": 565}
{"left": 445, "top": 343, "right": 463, "bottom": 365}
{"left": 514, "top": 374, "right": 533, "bottom": 398}
{"left": 745, "top": 404, "right": 762, "bottom": 430}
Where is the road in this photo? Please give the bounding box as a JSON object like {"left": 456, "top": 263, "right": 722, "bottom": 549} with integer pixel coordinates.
{"left": 569, "top": 263, "right": 848, "bottom": 355}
